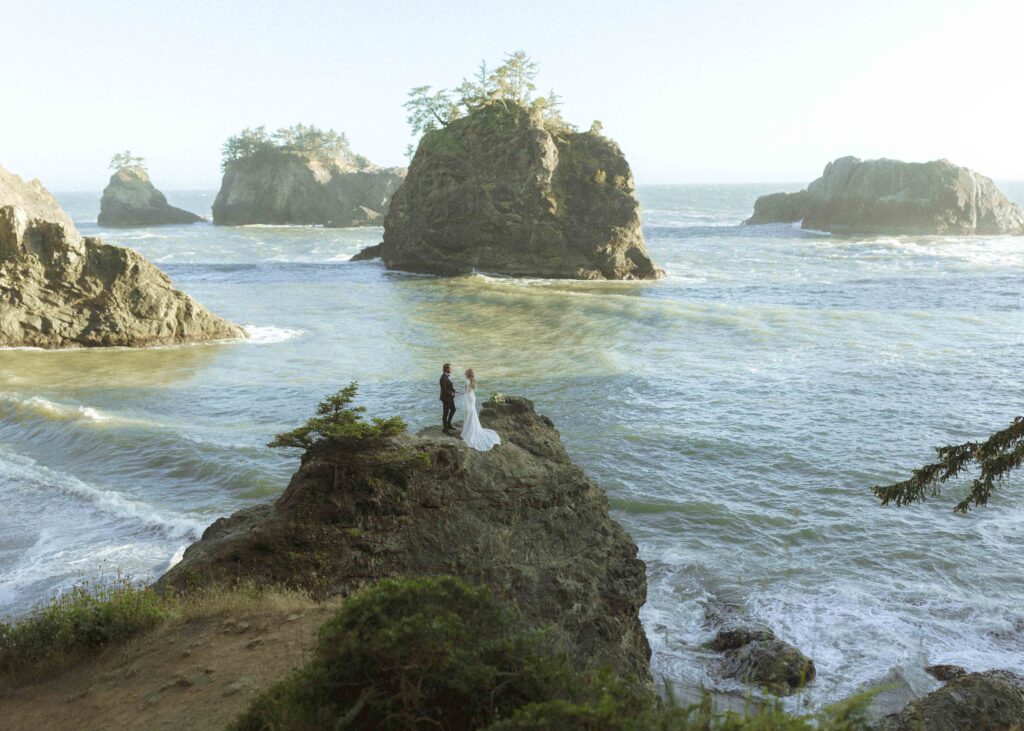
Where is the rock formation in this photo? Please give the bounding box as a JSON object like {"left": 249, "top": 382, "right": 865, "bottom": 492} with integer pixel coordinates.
{"left": 212, "top": 151, "right": 404, "bottom": 227}
{"left": 746, "top": 157, "right": 1024, "bottom": 235}
{"left": 98, "top": 168, "right": 203, "bottom": 226}
{"left": 156, "top": 395, "right": 651, "bottom": 683}
{"left": 708, "top": 626, "right": 816, "bottom": 695}
{"left": 874, "top": 669, "right": 1024, "bottom": 730}
{"left": 0, "top": 165, "right": 245, "bottom": 348}
{"left": 373, "top": 103, "right": 664, "bottom": 280}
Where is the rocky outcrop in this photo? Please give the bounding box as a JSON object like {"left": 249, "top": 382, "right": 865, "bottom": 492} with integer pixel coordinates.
{"left": 156, "top": 395, "right": 651, "bottom": 683}
{"left": 0, "top": 165, "right": 245, "bottom": 348}
{"left": 874, "top": 669, "right": 1024, "bottom": 730}
{"left": 212, "top": 151, "right": 404, "bottom": 226}
{"left": 708, "top": 626, "right": 816, "bottom": 695}
{"left": 376, "top": 103, "right": 664, "bottom": 280}
{"left": 746, "top": 157, "right": 1024, "bottom": 235}
{"left": 98, "top": 168, "right": 203, "bottom": 226}
{"left": 350, "top": 242, "right": 383, "bottom": 261}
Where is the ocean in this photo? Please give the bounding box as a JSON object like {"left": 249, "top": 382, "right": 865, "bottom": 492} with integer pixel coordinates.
{"left": 1, "top": 183, "right": 1022, "bottom": 708}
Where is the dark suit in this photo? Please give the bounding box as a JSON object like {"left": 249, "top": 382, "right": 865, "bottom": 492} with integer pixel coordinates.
{"left": 440, "top": 372, "right": 456, "bottom": 429}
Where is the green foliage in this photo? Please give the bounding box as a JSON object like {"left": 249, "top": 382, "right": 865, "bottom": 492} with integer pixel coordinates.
{"left": 109, "top": 150, "right": 146, "bottom": 174}
{"left": 873, "top": 416, "right": 1024, "bottom": 512}
{"left": 221, "top": 123, "right": 354, "bottom": 170}
{"left": 230, "top": 576, "right": 593, "bottom": 730}
{"left": 0, "top": 576, "right": 166, "bottom": 681}
{"left": 231, "top": 576, "right": 873, "bottom": 731}
{"left": 405, "top": 50, "right": 570, "bottom": 141}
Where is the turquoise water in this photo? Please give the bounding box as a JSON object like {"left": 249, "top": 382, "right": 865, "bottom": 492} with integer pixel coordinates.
{"left": 1, "top": 184, "right": 1022, "bottom": 707}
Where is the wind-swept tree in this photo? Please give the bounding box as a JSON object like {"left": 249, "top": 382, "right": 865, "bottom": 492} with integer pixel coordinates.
{"left": 403, "top": 85, "right": 462, "bottom": 137}
{"left": 490, "top": 50, "right": 539, "bottom": 106}
{"left": 221, "top": 126, "right": 273, "bottom": 169}
{"left": 872, "top": 416, "right": 1024, "bottom": 512}
{"left": 268, "top": 382, "right": 407, "bottom": 487}
{"left": 109, "top": 150, "right": 146, "bottom": 174}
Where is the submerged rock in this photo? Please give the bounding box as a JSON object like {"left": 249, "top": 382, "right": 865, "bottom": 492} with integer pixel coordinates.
{"left": 0, "top": 164, "right": 244, "bottom": 348}
{"left": 98, "top": 168, "right": 203, "bottom": 226}
{"left": 925, "top": 664, "right": 968, "bottom": 682}
{"left": 746, "top": 157, "right": 1024, "bottom": 235}
{"left": 874, "top": 669, "right": 1024, "bottom": 730}
{"left": 708, "top": 625, "right": 815, "bottom": 695}
{"left": 380, "top": 103, "right": 664, "bottom": 280}
{"left": 212, "top": 151, "right": 404, "bottom": 226}
{"left": 156, "top": 395, "right": 651, "bottom": 683}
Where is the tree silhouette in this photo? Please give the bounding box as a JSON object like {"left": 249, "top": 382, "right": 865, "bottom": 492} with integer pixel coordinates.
{"left": 873, "top": 416, "right": 1024, "bottom": 512}
{"left": 109, "top": 151, "right": 146, "bottom": 174}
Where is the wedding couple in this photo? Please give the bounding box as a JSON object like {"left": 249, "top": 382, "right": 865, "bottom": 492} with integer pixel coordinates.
{"left": 439, "top": 363, "right": 501, "bottom": 452}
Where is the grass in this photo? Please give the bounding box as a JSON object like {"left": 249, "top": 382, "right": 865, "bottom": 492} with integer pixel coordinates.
{"left": 0, "top": 575, "right": 316, "bottom": 688}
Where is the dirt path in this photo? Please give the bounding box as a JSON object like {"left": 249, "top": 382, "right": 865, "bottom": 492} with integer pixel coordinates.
{"left": 0, "top": 602, "right": 336, "bottom": 731}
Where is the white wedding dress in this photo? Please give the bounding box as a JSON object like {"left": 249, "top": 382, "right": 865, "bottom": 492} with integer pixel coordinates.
{"left": 460, "top": 385, "right": 501, "bottom": 451}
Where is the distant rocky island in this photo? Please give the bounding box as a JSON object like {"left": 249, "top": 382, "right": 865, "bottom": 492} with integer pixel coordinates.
{"left": 212, "top": 124, "right": 404, "bottom": 227}
{"left": 746, "top": 156, "right": 1024, "bottom": 236}
{"left": 357, "top": 54, "right": 664, "bottom": 280}
{"left": 98, "top": 151, "right": 203, "bottom": 226}
{"left": 0, "top": 163, "right": 244, "bottom": 348}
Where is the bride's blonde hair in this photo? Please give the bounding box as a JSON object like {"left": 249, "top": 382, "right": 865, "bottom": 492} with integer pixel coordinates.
{"left": 465, "top": 368, "right": 476, "bottom": 390}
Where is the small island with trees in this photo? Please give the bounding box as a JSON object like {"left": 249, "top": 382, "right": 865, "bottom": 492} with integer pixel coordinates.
{"left": 360, "top": 52, "right": 664, "bottom": 280}
{"left": 98, "top": 151, "right": 204, "bottom": 227}
{"left": 211, "top": 123, "right": 404, "bottom": 227}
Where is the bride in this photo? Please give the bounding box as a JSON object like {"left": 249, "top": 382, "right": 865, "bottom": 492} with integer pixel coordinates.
{"left": 460, "top": 368, "right": 501, "bottom": 451}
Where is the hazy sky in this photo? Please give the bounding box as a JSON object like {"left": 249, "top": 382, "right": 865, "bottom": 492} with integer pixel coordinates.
{"left": 2, "top": 0, "right": 1022, "bottom": 189}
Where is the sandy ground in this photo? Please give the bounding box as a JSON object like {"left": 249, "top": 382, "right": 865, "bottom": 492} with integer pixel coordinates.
{"left": 0, "top": 602, "right": 335, "bottom": 731}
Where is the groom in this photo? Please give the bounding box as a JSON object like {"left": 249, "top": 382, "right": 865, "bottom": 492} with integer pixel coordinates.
{"left": 439, "top": 363, "right": 457, "bottom": 432}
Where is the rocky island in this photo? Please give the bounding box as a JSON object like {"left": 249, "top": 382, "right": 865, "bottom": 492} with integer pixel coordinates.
{"left": 359, "top": 55, "right": 663, "bottom": 280}
{"left": 157, "top": 393, "right": 651, "bottom": 682}
{"left": 746, "top": 156, "right": 1024, "bottom": 235}
{"left": 212, "top": 124, "right": 404, "bottom": 227}
{"left": 0, "top": 163, "right": 244, "bottom": 348}
{"left": 98, "top": 151, "right": 203, "bottom": 226}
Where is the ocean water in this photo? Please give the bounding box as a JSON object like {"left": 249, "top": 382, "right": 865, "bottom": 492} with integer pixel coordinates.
{"left": 1, "top": 184, "right": 1023, "bottom": 708}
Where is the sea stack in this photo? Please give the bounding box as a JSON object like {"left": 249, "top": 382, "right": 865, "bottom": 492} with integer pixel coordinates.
{"left": 156, "top": 395, "right": 651, "bottom": 683}
{"left": 746, "top": 156, "right": 1024, "bottom": 235}
{"left": 374, "top": 103, "right": 664, "bottom": 280}
{"left": 212, "top": 125, "right": 404, "bottom": 226}
{"left": 98, "top": 167, "right": 203, "bottom": 226}
{"left": 0, "top": 164, "right": 245, "bottom": 348}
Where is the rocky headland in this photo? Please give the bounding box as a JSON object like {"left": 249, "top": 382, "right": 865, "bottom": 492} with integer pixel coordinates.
{"left": 369, "top": 103, "right": 664, "bottom": 280}
{"left": 746, "top": 156, "right": 1024, "bottom": 235}
{"left": 0, "top": 164, "right": 244, "bottom": 348}
{"left": 98, "top": 168, "right": 203, "bottom": 226}
{"left": 213, "top": 150, "right": 404, "bottom": 227}
{"left": 157, "top": 394, "right": 651, "bottom": 683}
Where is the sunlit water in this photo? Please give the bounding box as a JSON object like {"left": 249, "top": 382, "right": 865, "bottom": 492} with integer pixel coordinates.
{"left": 1, "top": 184, "right": 1022, "bottom": 708}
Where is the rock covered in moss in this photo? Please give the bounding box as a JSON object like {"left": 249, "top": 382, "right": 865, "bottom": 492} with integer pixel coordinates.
{"left": 746, "top": 157, "right": 1024, "bottom": 235}
{"left": 156, "top": 395, "right": 651, "bottom": 683}
{"left": 212, "top": 150, "right": 404, "bottom": 226}
{"left": 98, "top": 168, "right": 203, "bottom": 226}
{"left": 874, "top": 669, "right": 1024, "bottom": 730}
{"left": 0, "top": 164, "right": 244, "bottom": 348}
{"left": 709, "top": 625, "right": 815, "bottom": 695}
{"left": 376, "top": 103, "right": 664, "bottom": 280}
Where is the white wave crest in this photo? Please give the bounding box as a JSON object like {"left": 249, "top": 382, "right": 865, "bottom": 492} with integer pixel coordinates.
{"left": 242, "top": 325, "right": 303, "bottom": 344}
{"left": 0, "top": 394, "right": 119, "bottom": 424}
{"left": 0, "top": 450, "right": 206, "bottom": 540}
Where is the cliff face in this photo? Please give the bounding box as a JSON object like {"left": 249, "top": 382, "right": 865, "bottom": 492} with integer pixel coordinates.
{"left": 212, "top": 151, "right": 404, "bottom": 226}
{"left": 156, "top": 395, "right": 651, "bottom": 683}
{"left": 98, "top": 168, "right": 203, "bottom": 226}
{"left": 746, "top": 157, "right": 1024, "bottom": 235}
{"left": 0, "top": 165, "right": 245, "bottom": 348}
{"left": 377, "top": 104, "right": 664, "bottom": 280}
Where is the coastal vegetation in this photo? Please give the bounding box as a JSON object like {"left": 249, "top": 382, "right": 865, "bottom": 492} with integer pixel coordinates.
{"left": 220, "top": 124, "right": 368, "bottom": 171}
{"left": 873, "top": 416, "right": 1024, "bottom": 512}
{"left": 108, "top": 150, "right": 146, "bottom": 175}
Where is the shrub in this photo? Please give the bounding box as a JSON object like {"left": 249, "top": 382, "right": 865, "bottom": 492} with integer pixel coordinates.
{"left": 0, "top": 576, "right": 166, "bottom": 681}
{"left": 230, "top": 576, "right": 603, "bottom": 730}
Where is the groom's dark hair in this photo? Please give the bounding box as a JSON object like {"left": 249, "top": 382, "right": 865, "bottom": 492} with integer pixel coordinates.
{"left": 443, "top": 363, "right": 451, "bottom": 371}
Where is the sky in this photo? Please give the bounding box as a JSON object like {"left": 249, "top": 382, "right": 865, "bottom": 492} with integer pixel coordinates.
{"left": 2, "top": 0, "right": 1022, "bottom": 190}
